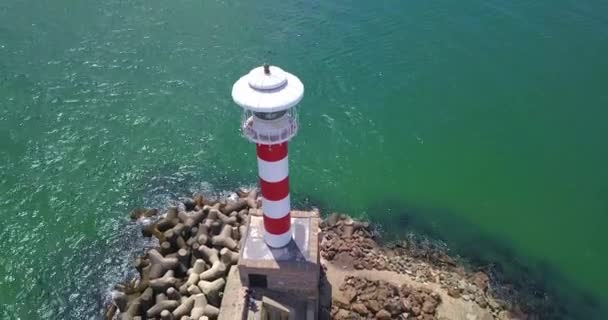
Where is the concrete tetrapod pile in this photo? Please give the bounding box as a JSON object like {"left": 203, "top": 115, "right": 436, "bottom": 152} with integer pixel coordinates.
{"left": 108, "top": 190, "right": 258, "bottom": 320}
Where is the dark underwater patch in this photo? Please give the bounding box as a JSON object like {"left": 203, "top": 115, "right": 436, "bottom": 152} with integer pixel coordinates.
{"left": 296, "top": 193, "right": 607, "bottom": 319}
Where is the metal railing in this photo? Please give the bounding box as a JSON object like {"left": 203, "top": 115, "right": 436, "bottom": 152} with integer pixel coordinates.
{"left": 241, "top": 109, "right": 299, "bottom": 144}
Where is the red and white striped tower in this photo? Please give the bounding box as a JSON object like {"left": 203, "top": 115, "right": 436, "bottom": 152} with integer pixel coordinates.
{"left": 232, "top": 64, "right": 304, "bottom": 248}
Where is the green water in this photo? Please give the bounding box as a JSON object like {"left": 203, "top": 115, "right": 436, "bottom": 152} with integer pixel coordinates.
{"left": 1, "top": 0, "right": 607, "bottom": 318}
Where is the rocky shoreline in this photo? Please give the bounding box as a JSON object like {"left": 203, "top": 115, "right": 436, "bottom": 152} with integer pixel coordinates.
{"left": 108, "top": 191, "right": 533, "bottom": 320}
{"left": 319, "top": 213, "right": 530, "bottom": 320}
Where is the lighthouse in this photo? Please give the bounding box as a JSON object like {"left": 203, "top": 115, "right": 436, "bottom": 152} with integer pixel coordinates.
{"left": 231, "top": 64, "right": 304, "bottom": 248}
{"left": 230, "top": 65, "right": 320, "bottom": 319}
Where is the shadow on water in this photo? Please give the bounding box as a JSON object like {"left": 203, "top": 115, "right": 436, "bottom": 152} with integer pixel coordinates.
{"left": 351, "top": 197, "right": 606, "bottom": 319}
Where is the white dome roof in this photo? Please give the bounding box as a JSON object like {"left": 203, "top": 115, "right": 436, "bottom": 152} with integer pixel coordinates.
{"left": 232, "top": 65, "right": 304, "bottom": 113}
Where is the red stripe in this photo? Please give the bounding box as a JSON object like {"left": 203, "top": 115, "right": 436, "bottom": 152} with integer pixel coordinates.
{"left": 257, "top": 142, "right": 288, "bottom": 162}
{"left": 264, "top": 214, "right": 291, "bottom": 235}
{"left": 260, "top": 177, "right": 289, "bottom": 201}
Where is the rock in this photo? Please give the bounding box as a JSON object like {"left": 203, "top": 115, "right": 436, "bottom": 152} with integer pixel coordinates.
{"left": 366, "top": 299, "right": 382, "bottom": 313}
{"left": 375, "top": 309, "right": 391, "bottom": 320}
{"left": 447, "top": 287, "right": 461, "bottom": 298}
{"left": 352, "top": 303, "right": 369, "bottom": 315}
{"left": 375, "top": 284, "right": 392, "bottom": 302}
{"left": 385, "top": 299, "right": 403, "bottom": 315}
{"left": 471, "top": 271, "right": 490, "bottom": 292}
{"left": 330, "top": 306, "right": 339, "bottom": 317}
{"left": 487, "top": 298, "right": 501, "bottom": 310}
{"left": 422, "top": 299, "right": 437, "bottom": 314}
{"left": 334, "top": 309, "right": 351, "bottom": 320}
{"left": 333, "top": 295, "right": 351, "bottom": 308}
{"left": 411, "top": 305, "right": 421, "bottom": 316}
{"left": 362, "top": 260, "right": 372, "bottom": 270}
{"left": 466, "top": 283, "right": 478, "bottom": 294}
{"left": 342, "top": 287, "right": 357, "bottom": 303}
{"left": 458, "top": 279, "right": 468, "bottom": 291}
{"left": 400, "top": 285, "right": 412, "bottom": 297}
{"left": 430, "top": 291, "right": 441, "bottom": 302}
{"left": 498, "top": 310, "right": 511, "bottom": 320}
{"left": 401, "top": 298, "right": 412, "bottom": 312}
{"left": 480, "top": 313, "right": 495, "bottom": 320}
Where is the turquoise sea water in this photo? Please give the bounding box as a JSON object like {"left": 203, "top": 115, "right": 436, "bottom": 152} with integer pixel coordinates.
{"left": 1, "top": 0, "right": 607, "bottom": 318}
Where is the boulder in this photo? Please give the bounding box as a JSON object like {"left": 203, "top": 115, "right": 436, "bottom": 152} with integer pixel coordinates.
{"left": 342, "top": 287, "right": 357, "bottom": 303}
{"left": 352, "top": 303, "right": 369, "bottom": 315}
{"left": 366, "top": 299, "right": 381, "bottom": 313}
{"left": 422, "top": 299, "right": 437, "bottom": 314}
{"left": 334, "top": 309, "right": 352, "bottom": 320}
{"left": 447, "top": 286, "right": 461, "bottom": 298}
{"left": 471, "top": 272, "right": 490, "bottom": 292}
{"left": 375, "top": 309, "right": 391, "bottom": 320}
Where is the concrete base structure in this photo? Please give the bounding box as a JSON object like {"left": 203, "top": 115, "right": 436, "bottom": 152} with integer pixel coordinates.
{"left": 219, "top": 266, "right": 316, "bottom": 320}
{"left": 237, "top": 209, "right": 321, "bottom": 319}
{"left": 218, "top": 266, "right": 249, "bottom": 320}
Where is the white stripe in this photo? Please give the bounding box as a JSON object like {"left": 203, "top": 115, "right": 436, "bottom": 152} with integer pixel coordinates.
{"left": 257, "top": 156, "right": 288, "bottom": 183}
{"left": 262, "top": 195, "right": 290, "bottom": 219}
{"left": 264, "top": 226, "right": 292, "bottom": 248}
